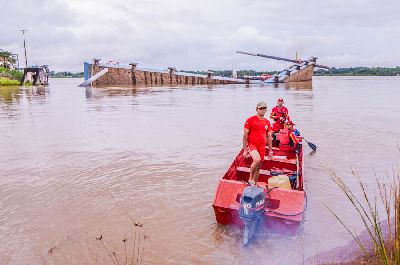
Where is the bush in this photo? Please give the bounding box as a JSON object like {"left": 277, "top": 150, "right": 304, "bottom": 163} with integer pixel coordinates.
{"left": 0, "top": 67, "right": 23, "bottom": 81}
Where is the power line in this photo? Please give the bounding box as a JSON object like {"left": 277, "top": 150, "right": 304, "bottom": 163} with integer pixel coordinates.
{"left": 20, "top": 29, "right": 28, "bottom": 68}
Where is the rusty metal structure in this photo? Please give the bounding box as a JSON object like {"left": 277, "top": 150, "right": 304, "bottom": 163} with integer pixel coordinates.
{"left": 21, "top": 65, "right": 49, "bottom": 85}
{"left": 236, "top": 50, "right": 330, "bottom": 83}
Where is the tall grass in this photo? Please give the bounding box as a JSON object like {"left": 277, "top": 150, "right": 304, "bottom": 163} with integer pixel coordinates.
{"left": 0, "top": 77, "right": 20, "bottom": 86}
{"left": 327, "top": 168, "right": 400, "bottom": 264}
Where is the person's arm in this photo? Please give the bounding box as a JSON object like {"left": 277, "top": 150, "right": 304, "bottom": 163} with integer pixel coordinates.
{"left": 285, "top": 109, "right": 290, "bottom": 122}
{"left": 279, "top": 110, "right": 287, "bottom": 122}
{"left": 267, "top": 130, "right": 273, "bottom": 158}
{"left": 270, "top": 111, "right": 277, "bottom": 119}
{"left": 243, "top": 128, "right": 250, "bottom": 158}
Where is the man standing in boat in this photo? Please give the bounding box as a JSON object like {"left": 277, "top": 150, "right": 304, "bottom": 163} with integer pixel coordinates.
{"left": 243, "top": 102, "right": 273, "bottom": 185}
{"left": 270, "top": 98, "right": 290, "bottom": 132}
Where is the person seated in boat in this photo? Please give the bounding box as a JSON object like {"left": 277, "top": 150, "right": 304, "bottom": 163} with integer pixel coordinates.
{"left": 278, "top": 121, "right": 300, "bottom": 152}
{"left": 243, "top": 102, "right": 273, "bottom": 185}
{"left": 270, "top": 98, "right": 290, "bottom": 133}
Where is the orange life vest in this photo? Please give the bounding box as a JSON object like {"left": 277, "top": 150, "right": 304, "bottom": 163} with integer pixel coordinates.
{"left": 279, "top": 128, "right": 292, "bottom": 151}
{"left": 279, "top": 128, "right": 290, "bottom": 145}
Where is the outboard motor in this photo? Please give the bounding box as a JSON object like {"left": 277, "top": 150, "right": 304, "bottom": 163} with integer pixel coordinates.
{"left": 239, "top": 186, "right": 266, "bottom": 244}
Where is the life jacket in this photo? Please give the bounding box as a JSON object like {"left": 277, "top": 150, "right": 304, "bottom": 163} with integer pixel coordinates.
{"left": 279, "top": 129, "right": 290, "bottom": 145}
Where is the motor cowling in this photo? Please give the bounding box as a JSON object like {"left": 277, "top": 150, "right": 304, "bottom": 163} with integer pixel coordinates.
{"left": 239, "top": 186, "right": 266, "bottom": 220}
{"left": 239, "top": 186, "right": 266, "bottom": 244}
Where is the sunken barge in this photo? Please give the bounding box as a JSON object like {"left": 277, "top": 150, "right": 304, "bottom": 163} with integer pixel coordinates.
{"left": 81, "top": 52, "right": 329, "bottom": 87}
{"left": 80, "top": 59, "right": 244, "bottom": 87}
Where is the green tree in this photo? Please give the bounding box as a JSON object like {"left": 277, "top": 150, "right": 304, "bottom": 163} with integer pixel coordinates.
{"left": 0, "top": 50, "right": 16, "bottom": 68}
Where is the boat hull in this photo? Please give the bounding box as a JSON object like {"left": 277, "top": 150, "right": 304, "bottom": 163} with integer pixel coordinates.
{"left": 212, "top": 145, "right": 305, "bottom": 234}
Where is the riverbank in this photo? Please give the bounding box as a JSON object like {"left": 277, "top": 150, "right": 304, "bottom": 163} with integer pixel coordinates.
{"left": 309, "top": 164, "right": 400, "bottom": 265}
{"left": 307, "top": 219, "right": 394, "bottom": 264}
{"left": 0, "top": 67, "right": 23, "bottom": 86}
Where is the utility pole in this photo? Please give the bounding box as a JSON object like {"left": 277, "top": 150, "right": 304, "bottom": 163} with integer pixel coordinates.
{"left": 20, "top": 29, "right": 28, "bottom": 68}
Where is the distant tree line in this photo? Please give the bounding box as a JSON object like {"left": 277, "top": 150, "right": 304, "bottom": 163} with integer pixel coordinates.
{"left": 314, "top": 67, "right": 400, "bottom": 76}
{"left": 183, "top": 67, "right": 400, "bottom": 77}
{"left": 181, "top": 70, "right": 278, "bottom": 77}
{"left": 49, "top": 71, "right": 84, "bottom": 78}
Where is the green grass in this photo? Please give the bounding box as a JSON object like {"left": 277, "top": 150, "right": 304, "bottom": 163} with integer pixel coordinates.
{"left": 327, "top": 167, "right": 400, "bottom": 264}
{"left": 0, "top": 67, "right": 23, "bottom": 81}
{"left": 0, "top": 77, "right": 20, "bottom": 86}
{"left": 0, "top": 67, "right": 23, "bottom": 86}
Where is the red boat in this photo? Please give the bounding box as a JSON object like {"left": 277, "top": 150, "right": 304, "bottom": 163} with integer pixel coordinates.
{"left": 212, "top": 138, "right": 306, "bottom": 241}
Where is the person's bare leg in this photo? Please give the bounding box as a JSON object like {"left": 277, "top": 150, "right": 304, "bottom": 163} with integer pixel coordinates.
{"left": 249, "top": 150, "right": 261, "bottom": 184}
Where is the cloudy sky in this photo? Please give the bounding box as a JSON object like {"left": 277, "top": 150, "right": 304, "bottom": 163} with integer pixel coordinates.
{"left": 1, "top": 0, "right": 399, "bottom": 72}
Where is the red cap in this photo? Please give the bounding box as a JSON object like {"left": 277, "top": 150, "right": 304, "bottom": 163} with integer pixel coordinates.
{"left": 277, "top": 98, "right": 284, "bottom": 102}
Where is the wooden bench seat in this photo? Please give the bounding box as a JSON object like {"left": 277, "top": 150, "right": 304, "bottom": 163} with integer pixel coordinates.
{"left": 264, "top": 156, "right": 297, "bottom": 165}
{"left": 236, "top": 166, "right": 271, "bottom": 182}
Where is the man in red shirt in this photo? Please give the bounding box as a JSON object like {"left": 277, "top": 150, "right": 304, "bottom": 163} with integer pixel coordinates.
{"left": 243, "top": 102, "right": 273, "bottom": 185}
{"left": 270, "top": 98, "right": 290, "bottom": 132}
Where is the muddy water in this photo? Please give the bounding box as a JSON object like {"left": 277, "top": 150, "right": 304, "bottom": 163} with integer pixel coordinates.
{"left": 0, "top": 77, "right": 399, "bottom": 265}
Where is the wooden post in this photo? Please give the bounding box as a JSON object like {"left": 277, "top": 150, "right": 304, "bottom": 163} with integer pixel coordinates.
{"left": 129, "top": 63, "right": 138, "bottom": 85}
{"left": 168, "top": 67, "right": 176, "bottom": 75}
{"left": 207, "top": 70, "right": 214, "bottom": 84}
{"left": 93, "top": 58, "right": 101, "bottom": 65}
{"left": 168, "top": 67, "right": 176, "bottom": 85}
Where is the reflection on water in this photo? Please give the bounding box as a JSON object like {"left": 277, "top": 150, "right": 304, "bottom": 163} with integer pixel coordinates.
{"left": 85, "top": 86, "right": 140, "bottom": 98}
{"left": 282, "top": 81, "right": 313, "bottom": 90}
{"left": 0, "top": 77, "right": 400, "bottom": 265}
{"left": 0, "top": 86, "right": 49, "bottom": 104}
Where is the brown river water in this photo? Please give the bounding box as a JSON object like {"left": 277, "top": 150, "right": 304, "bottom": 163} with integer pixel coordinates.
{"left": 0, "top": 77, "right": 399, "bottom": 265}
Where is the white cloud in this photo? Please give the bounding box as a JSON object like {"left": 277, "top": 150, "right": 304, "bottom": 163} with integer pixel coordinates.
{"left": 1, "top": 0, "right": 399, "bottom": 71}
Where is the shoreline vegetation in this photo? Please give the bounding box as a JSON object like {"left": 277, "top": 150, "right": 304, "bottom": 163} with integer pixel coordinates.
{"left": 184, "top": 67, "right": 400, "bottom": 77}
{"left": 0, "top": 67, "right": 23, "bottom": 86}
{"left": 50, "top": 67, "right": 400, "bottom": 79}
{"left": 323, "top": 166, "right": 400, "bottom": 265}
{"left": 49, "top": 71, "right": 84, "bottom": 78}
{"left": 27, "top": 67, "right": 400, "bottom": 80}
{"left": 1, "top": 67, "right": 399, "bottom": 85}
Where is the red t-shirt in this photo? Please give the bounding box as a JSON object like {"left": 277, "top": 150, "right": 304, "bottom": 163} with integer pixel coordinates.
{"left": 244, "top": 115, "right": 271, "bottom": 147}
{"left": 271, "top": 106, "right": 289, "bottom": 122}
